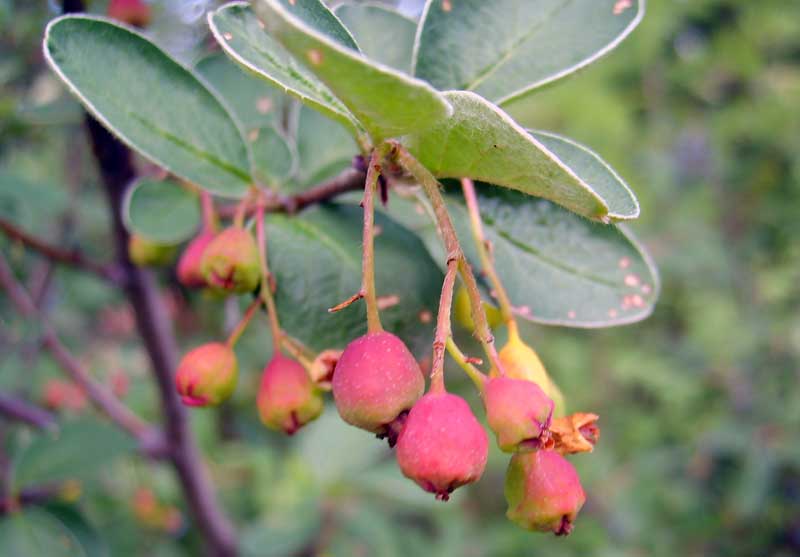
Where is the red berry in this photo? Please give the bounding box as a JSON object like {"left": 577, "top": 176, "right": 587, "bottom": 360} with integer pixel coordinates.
{"left": 177, "top": 230, "right": 215, "bottom": 288}
{"left": 505, "top": 450, "right": 586, "bottom": 535}
{"left": 332, "top": 332, "right": 424, "bottom": 437}
{"left": 257, "top": 354, "right": 323, "bottom": 435}
{"left": 107, "top": 0, "right": 152, "bottom": 28}
{"left": 200, "top": 227, "right": 261, "bottom": 294}
{"left": 395, "top": 392, "right": 488, "bottom": 501}
{"left": 484, "top": 376, "right": 554, "bottom": 452}
{"left": 175, "top": 342, "right": 237, "bottom": 407}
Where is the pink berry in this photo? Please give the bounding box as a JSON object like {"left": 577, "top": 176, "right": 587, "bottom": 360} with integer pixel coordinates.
{"left": 177, "top": 230, "right": 215, "bottom": 288}
{"left": 175, "top": 342, "right": 237, "bottom": 407}
{"left": 332, "top": 332, "right": 424, "bottom": 438}
{"left": 484, "top": 376, "right": 554, "bottom": 453}
{"left": 395, "top": 392, "right": 488, "bottom": 501}
{"left": 257, "top": 354, "right": 323, "bottom": 435}
{"left": 505, "top": 450, "right": 586, "bottom": 535}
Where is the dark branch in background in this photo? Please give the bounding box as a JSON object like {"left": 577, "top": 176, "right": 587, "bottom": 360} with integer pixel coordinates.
{"left": 0, "top": 218, "right": 121, "bottom": 284}
{"left": 0, "top": 393, "right": 56, "bottom": 430}
{"left": 83, "top": 84, "right": 238, "bottom": 557}
{"left": 0, "top": 253, "right": 160, "bottom": 453}
{"left": 218, "top": 167, "right": 367, "bottom": 219}
{"left": 0, "top": 483, "right": 67, "bottom": 516}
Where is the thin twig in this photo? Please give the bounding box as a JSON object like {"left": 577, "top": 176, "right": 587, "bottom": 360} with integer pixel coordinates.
{"left": 0, "top": 253, "right": 158, "bottom": 449}
{"left": 0, "top": 393, "right": 56, "bottom": 430}
{"left": 429, "top": 257, "right": 459, "bottom": 393}
{"left": 361, "top": 150, "right": 384, "bottom": 333}
{"left": 0, "top": 218, "right": 120, "bottom": 284}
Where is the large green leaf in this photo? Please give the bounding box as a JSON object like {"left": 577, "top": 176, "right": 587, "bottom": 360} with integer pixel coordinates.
{"left": 388, "top": 186, "right": 658, "bottom": 327}
{"left": 250, "top": 126, "right": 297, "bottom": 188}
{"left": 44, "top": 16, "right": 251, "bottom": 198}
{"left": 266, "top": 203, "right": 442, "bottom": 354}
{"left": 195, "top": 52, "right": 287, "bottom": 131}
{"left": 123, "top": 178, "right": 201, "bottom": 244}
{"left": 293, "top": 105, "right": 358, "bottom": 187}
{"left": 401, "top": 91, "right": 638, "bottom": 221}
{"left": 208, "top": 2, "right": 359, "bottom": 135}
{"left": 334, "top": 3, "right": 417, "bottom": 73}
{"left": 12, "top": 419, "right": 135, "bottom": 489}
{"left": 413, "top": 0, "right": 644, "bottom": 105}
{"left": 252, "top": 0, "right": 452, "bottom": 142}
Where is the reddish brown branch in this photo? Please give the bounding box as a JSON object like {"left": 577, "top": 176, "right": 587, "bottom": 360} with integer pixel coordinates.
{"left": 0, "top": 218, "right": 120, "bottom": 284}
{"left": 0, "top": 393, "right": 56, "bottom": 430}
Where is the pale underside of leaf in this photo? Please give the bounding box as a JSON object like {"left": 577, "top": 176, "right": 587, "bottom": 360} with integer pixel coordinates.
{"left": 401, "top": 90, "right": 640, "bottom": 221}
{"left": 44, "top": 15, "right": 252, "bottom": 198}
{"left": 252, "top": 0, "right": 452, "bottom": 142}
{"left": 208, "top": 2, "right": 360, "bottom": 136}
{"left": 413, "top": 0, "right": 644, "bottom": 105}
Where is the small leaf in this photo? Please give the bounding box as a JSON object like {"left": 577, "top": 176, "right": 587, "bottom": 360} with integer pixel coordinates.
{"left": 388, "top": 187, "right": 658, "bottom": 327}
{"left": 195, "top": 52, "right": 287, "bottom": 131}
{"left": 249, "top": 126, "right": 297, "bottom": 188}
{"left": 253, "top": 0, "right": 452, "bottom": 142}
{"left": 123, "top": 178, "right": 201, "bottom": 244}
{"left": 402, "top": 91, "right": 638, "bottom": 221}
{"left": 293, "top": 106, "right": 358, "bottom": 187}
{"left": 208, "top": 2, "right": 359, "bottom": 135}
{"left": 334, "top": 3, "right": 417, "bottom": 73}
{"left": 266, "top": 203, "right": 442, "bottom": 354}
{"left": 0, "top": 509, "right": 86, "bottom": 557}
{"left": 413, "top": 0, "right": 644, "bottom": 105}
{"left": 44, "top": 16, "right": 251, "bottom": 197}
{"left": 12, "top": 419, "right": 135, "bottom": 489}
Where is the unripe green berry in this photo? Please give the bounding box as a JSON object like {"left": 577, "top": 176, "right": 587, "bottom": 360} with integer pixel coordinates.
{"left": 200, "top": 227, "right": 260, "bottom": 294}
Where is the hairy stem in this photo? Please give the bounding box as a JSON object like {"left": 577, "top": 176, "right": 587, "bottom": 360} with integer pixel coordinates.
{"left": 389, "top": 143, "right": 504, "bottom": 374}
{"left": 256, "top": 205, "right": 283, "bottom": 352}
{"left": 362, "top": 150, "right": 384, "bottom": 333}
{"left": 461, "top": 178, "right": 515, "bottom": 324}
{"left": 430, "top": 258, "right": 458, "bottom": 393}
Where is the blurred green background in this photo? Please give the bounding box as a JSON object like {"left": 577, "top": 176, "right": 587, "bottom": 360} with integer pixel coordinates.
{"left": 1, "top": 1, "right": 799, "bottom": 556}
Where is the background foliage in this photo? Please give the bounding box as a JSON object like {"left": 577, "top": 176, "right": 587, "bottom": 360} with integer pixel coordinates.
{"left": 1, "top": 1, "right": 798, "bottom": 556}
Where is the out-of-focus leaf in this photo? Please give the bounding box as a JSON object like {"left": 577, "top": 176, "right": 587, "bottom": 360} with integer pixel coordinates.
{"left": 12, "top": 419, "right": 135, "bottom": 489}
{"left": 253, "top": 0, "right": 452, "bottom": 141}
{"left": 249, "top": 126, "right": 297, "bottom": 187}
{"left": 413, "top": 0, "right": 644, "bottom": 105}
{"left": 44, "top": 16, "right": 251, "bottom": 197}
{"left": 45, "top": 504, "right": 109, "bottom": 557}
{"left": 123, "top": 178, "right": 200, "bottom": 244}
{"left": 293, "top": 106, "right": 357, "bottom": 187}
{"left": 335, "top": 3, "right": 417, "bottom": 73}
{"left": 0, "top": 509, "right": 86, "bottom": 557}
{"left": 266, "top": 203, "right": 442, "bottom": 353}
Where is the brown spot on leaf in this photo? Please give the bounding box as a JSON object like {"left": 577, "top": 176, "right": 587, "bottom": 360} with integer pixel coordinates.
{"left": 256, "top": 97, "right": 273, "bottom": 114}
{"left": 442, "top": 0, "right": 452, "bottom": 12}
{"left": 307, "top": 49, "right": 323, "bottom": 66}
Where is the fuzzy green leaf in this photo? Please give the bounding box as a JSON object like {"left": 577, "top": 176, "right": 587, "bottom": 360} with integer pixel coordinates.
{"left": 267, "top": 203, "right": 442, "bottom": 354}
{"left": 334, "top": 3, "right": 417, "bottom": 73}
{"left": 253, "top": 0, "right": 452, "bottom": 142}
{"left": 402, "top": 91, "right": 638, "bottom": 221}
{"left": 123, "top": 178, "right": 201, "bottom": 244}
{"left": 44, "top": 16, "right": 251, "bottom": 198}
{"left": 208, "top": 2, "right": 359, "bottom": 135}
{"left": 413, "top": 0, "right": 644, "bottom": 105}
{"left": 293, "top": 106, "right": 358, "bottom": 188}
{"left": 389, "top": 187, "right": 658, "bottom": 327}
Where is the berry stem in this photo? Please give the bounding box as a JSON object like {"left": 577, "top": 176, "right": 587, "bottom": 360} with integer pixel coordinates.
{"left": 362, "top": 148, "right": 385, "bottom": 334}
{"left": 389, "top": 142, "right": 504, "bottom": 375}
{"left": 200, "top": 190, "right": 218, "bottom": 233}
{"left": 430, "top": 257, "right": 459, "bottom": 393}
{"left": 225, "top": 297, "right": 262, "bottom": 348}
{"left": 445, "top": 337, "right": 487, "bottom": 393}
{"left": 233, "top": 194, "right": 249, "bottom": 229}
{"left": 461, "top": 178, "right": 515, "bottom": 325}
{"left": 256, "top": 205, "right": 283, "bottom": 353}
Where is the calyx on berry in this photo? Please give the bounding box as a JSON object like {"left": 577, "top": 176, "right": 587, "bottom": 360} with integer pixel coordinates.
{"left": 505, "top": 450, "right": 586, "bottom": 535}
{"left": 200, "top": 227, "right": 261, "bottom": 294}
{"left": 332, "top": 331, "right": 424, "bottom": 440}
{"left": 395, "top": 392, "right": 488, "bottom": 501}
{"left": 257, "top": 354, "right": 323, "bottom": 435}
{"left": 484, "top": 376, "right": 554, "bottom": 452}
{"left": 175, "top": 342, "right": 237, "bottom": 407}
